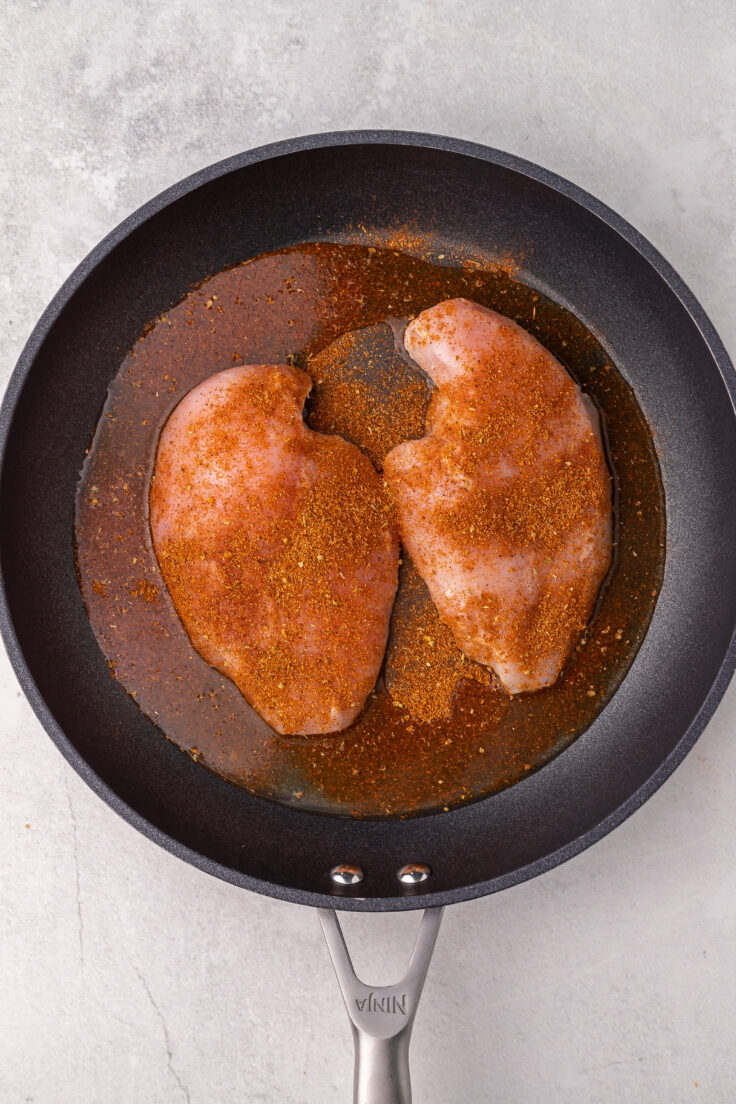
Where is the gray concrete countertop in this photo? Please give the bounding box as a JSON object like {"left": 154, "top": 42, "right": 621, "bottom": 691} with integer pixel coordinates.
{"left": 1, "top": 2, "right": 735, "bottom": 1101}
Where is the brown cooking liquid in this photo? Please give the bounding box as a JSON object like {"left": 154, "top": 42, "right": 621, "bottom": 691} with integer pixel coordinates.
{"left": 75, "top": 242, "right": 665, "bottom": 818}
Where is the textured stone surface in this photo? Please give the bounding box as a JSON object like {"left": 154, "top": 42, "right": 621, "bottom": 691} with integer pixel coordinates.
{"left": 1, "top": 2, "right": 735, "bottom": 1101}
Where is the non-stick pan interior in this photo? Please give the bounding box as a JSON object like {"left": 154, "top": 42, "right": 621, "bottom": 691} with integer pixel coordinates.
{"left": 2, "top": 135, "right": 735, "bottom": 909}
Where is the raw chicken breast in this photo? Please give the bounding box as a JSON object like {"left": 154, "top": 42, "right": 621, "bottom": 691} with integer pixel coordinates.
{"left": 384, "top": 299, "right": 612, "bottom": 694}
{"left": 150, "top": 363, "right": 399, "bottom": 734}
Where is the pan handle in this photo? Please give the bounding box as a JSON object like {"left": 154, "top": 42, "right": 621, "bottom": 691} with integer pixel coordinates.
{"left": 318, "top": 907, "right": 444, "bottom": 1104}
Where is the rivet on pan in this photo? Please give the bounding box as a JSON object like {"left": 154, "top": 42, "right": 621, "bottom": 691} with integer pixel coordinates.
{"left": 330, "top": 864, "right": 364, "bottom": 886}
{"left": 397, "top": 863, "right": 431, "bottom": 885}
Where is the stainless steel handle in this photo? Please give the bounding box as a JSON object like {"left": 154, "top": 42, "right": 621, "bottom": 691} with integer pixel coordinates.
{"left": 353, "top": 1031, "right": 411, "bottom": 1104}
{"left": 319, "top": 907, "right": 444, "bottom": 1104}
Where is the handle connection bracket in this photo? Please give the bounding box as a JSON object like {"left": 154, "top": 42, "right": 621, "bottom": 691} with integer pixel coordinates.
{"left": 319, "top": 907, "right": 444, "bottom": 1104}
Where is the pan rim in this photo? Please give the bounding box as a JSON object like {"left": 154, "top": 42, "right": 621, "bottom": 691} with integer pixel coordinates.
{"left": 1, "top": 128, "right": 735, "bottom": 911}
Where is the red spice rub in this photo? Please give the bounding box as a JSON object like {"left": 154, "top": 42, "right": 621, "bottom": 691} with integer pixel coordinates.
{"left": 385, "top": 557, "right": 492, "bottom": 723}
{"left": 149, "top": 362, "right": 399, "bottom": 734}
{"left": 308, "top": 323, "right": 428, "bottom": 470}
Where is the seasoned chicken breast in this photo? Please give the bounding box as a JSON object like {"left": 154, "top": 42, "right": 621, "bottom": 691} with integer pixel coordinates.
{"left": 150, "top": 363, "right": 399, "bottom": 734}
{"left": 384, "top": 299, "right": 612, "bottom": 694}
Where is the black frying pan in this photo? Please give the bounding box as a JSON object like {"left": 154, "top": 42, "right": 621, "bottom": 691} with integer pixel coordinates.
{"left": 2, "top": 132, "right": 736, "bottom": 1102}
